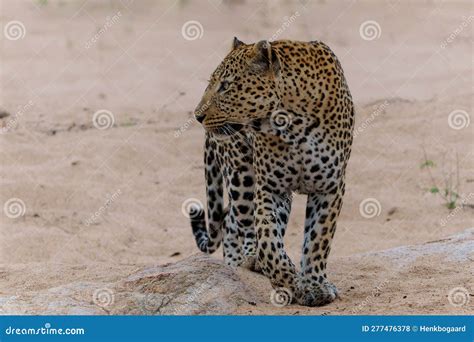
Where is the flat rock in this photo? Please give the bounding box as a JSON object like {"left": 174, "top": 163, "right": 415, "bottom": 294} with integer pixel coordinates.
{"left": 1, "top": 229, "right": 472, "bottom": 315}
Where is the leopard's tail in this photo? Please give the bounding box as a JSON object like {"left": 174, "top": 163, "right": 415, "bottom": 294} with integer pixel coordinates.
{"left": 189, "top": 204, "right": 227, "bottom": 254}
{"left": 189, "top": 135, "right": 225, "bottom": 254}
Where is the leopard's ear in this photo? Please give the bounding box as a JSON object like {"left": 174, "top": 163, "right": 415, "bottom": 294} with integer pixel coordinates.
{"left": 250, "top": 40, "right": 280, "bottom": 76}
{"left": 232, "top": 37, "right": 245, "bottom": 50}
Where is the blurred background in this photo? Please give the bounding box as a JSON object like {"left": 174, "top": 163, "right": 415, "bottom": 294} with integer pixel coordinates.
{"left": 0, "top": 0, "right": 472, "bottom": 306}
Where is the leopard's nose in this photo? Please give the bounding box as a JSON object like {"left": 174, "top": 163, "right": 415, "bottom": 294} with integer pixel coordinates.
{"left": 195, "top": 113, "right": 206, "bottom": 123}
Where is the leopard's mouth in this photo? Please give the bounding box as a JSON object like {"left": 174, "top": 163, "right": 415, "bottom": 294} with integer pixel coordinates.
{"left": 208, "top": 123, "right": 243, "bottom": 136}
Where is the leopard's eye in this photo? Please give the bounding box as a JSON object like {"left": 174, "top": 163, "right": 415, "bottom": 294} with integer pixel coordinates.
{"left": 217, "top": 80, "right": 230, "bottom": 93}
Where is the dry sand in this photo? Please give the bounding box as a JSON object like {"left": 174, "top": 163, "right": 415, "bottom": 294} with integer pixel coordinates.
{"left": 0, "top": 0, "right": 473, "bottom": 314}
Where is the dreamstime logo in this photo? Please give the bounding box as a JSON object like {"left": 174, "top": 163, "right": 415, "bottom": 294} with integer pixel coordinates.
{"left": 270, "top": 110, "right": 292, "bottom": 131}
{"left": 447, "top": 287, "right": 470, "bottom": 307}
{"left": 165, "top": 276, "right": 216, "bottom": 314}
{"left": 440, "top": 15, "right": 474, "bottom": 49}
{"left": 181, "top": 20, "right": 204, "bottom": 41}
{"left": 270, "top": 287, "right": 292, "bottom": 307}
{"left": 92, "top": 109, "right": 115, "bottom": 130}
{"left": 174, "top": 117, "right": 196, "bottom": 138}
{"left": 174, "top": 100, "right": 211, "bottom": 138}
{"left": 269, "top": 11, "right": 300, "bottom": 41}
{"left": 141, "top": 293, "right": 170, "bottom": 313}
{"left": 359, "top": 198, "right": 381, "bottom": 218}
{"left": 1, "top": 100, "right": 34, "bottom": 134}
{"left": 3, "top": 21, "right": 26, "bottom": 41}
{"left": 353, "top": 100, "right": 389, "bottom": 138}
{"left": 359, "top": 20, "right": 382, "bottom": 41}
{"left": 3, "top": 198, "right": 26, "bottom": 219}
{"left": 84, "top": 11, "right": 122, "bottom": 49}
{"left": 447, "top": 109, "right": 470, "bottom": 130}
{"left": 352, "top": 279, "right": 389, "bottom": 313}
{"left": 181, "top": 198, "right": 203, "bottom": 218}
{"left": 440, "top": 193, "right": 474, "bottom": 226}
{"left": 84, "top": 189, "right": 122, "bottom": 226}
{"left": 266, "top": 191, "right": 296, "bottom": 224}
{"left": 92, "top": 288, "right": 115, "bottom": 308}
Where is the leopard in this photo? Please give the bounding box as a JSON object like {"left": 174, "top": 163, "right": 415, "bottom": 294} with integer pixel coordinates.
{"left": 193, "top": 37, "right": 354, "bottom": 307}
{"left": 189, "top": 130, "right": 257, "bottom": 269}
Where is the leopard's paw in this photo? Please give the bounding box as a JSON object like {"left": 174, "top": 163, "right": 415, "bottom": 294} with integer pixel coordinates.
{"left": 295, "top": 278, "right": 338, "bottom": 307}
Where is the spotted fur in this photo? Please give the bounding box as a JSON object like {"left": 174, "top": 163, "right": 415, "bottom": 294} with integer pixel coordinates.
{"left": 193, "top": 38, "right": 354, "bottom": 306}
{"left": 190, "top": 131, "right": 257, "bottom": 269}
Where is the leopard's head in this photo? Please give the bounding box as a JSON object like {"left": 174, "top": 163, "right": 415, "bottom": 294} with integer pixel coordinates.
{"left": 194, "top": 38, "right": 281, "bottom": 135}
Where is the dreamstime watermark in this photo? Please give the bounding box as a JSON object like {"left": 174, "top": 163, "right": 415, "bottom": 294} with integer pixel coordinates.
{"left": 84, "top": 11, "right": 122, "bottom": 49}
{"left": 92, "top": 109, "right": 115, "bottom": 130}
{"left": 5, "top": 323, "right": 85, "bottom": 336}
{"left": 3, "top": 20, "right": 26, "bottom": 40}
{"left": 447, "top": 109, "right": 470, "bottom": 130}
{"left": 3, "top": 198, "right": 26, "bottom": 219}
{"left": 181, "top": 20, "right": 204, "bottom": 41}
{"left": 270, "top": 287, "right": 293, "bottom": 307}
{"left": 439, "top": 193, "right": 474, "bottom": 226}
{"left": 181, "top": 278, "right": 212, "bottom": 304}
{"left": 359, "top": 20, "right": 382, "bottom": 41}
{"left": 139, "top": 293, "right": 172, "bottom": 314}
{"left": 181, "top": 197, "right": 203, "bottom": 219}
{"left": 352, "top": 279, "right": 389, "bottom": 313}
{"left": 174, "top": 100, "right": 212, "bottom": 138}
{"left": 1, "top": 100, "right": 34, "bottom": 134}
{"left": 84, "top": 189, "right": 122, "bottom": 226}
{"left": 174, "top": 116, "right": 196, "bottom": 138}
{"left": 92, "top": 288, "right": 115, "bottom": 308}
{"left": 162, "top": 276, "right": 218, "bottom": 314}
{"left": 359, "top": 197, "right": 382, "bottom": 218}
{"left": 440, "top": 15, "right": 474, "bottom": 49}
{"left": 269, "top": 11, "right": 300, "bottom": 41}
{"left": 353, "top": 100, "right": 389, "bottom": 138}
{"left": 175, "top": 96, "right": 214, "bottom": 138}
{"left": 265, "top": 191, "right": 296, "bottom": 224}
{"left": 270, "top": 109, "right": 293, "bottom": 131}
{"left": 447, "top": 287, "right": 470, "bottom": 307}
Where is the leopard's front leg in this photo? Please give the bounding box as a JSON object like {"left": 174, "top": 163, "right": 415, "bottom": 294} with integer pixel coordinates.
{"left": 222, "top": 167, "right": 255, "bottom": 269}
{"left": 297, "top": 186, "right": 344, "bottom": 306}
{"left": 221, "top": 135, "right": 257, "bottom": 270}
{"left": 255, "top": 184, "right": 298, "bottom": 297}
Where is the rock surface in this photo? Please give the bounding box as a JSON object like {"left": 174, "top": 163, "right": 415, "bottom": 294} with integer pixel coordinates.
{"left": 1, "top": 229, "right": 472, "bottom": 315}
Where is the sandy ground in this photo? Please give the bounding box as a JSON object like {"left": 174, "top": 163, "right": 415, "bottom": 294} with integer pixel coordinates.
{"left": 1, "top": 231, "right": 472, "bottom": 315}
{"left": 0, "top": 0, "right": 473, "bottom": 314}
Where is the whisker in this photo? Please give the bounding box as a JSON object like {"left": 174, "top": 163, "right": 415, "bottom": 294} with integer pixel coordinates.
{"left": 226, "top": 120, "right": 261, "bottom": 130}
{"left": 221, "top": 126, "right": 232, "bottom": 140}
